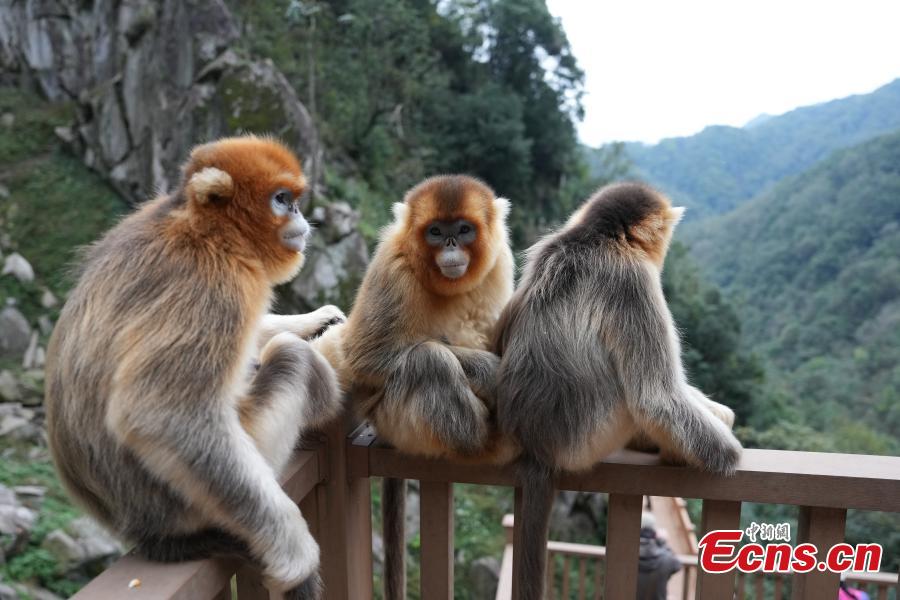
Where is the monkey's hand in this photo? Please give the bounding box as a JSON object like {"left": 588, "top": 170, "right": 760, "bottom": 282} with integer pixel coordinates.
{"left": 446, "top": 345, "right": 501, "bottom": 410}
{"left": 386, "top": 341, "right": 491, "bottom": 457}
{"left": 256, "top": 307, "right": 347, "bottom": 351}
{"left": 303, "top": 305, "right": 347, "bottom": 339}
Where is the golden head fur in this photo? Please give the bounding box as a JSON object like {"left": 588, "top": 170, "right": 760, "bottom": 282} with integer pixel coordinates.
{"left": 176, "top": 135, "right": 309, "bottom": 283}
{"left": 392, "top": 175, "right": 510, "bottom": 297}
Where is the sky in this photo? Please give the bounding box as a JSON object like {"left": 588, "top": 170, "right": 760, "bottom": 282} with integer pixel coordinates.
{"left": 545, "top": 0, "right": 900, "bottom": 146}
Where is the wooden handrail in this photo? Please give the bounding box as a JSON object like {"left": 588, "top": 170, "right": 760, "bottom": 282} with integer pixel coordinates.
{"left": 351, "top": 430, "right": 900, "bottom": 513}
{"left": 69, "top": 422, "right": 900, "bottom": 600}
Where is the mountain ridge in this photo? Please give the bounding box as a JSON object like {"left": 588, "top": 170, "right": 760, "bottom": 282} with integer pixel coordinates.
{"left": 587, "top": 77, "right": 900, "bottom": 218}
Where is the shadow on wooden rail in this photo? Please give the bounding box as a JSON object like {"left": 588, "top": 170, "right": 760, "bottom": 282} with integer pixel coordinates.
{"left": 72, "top": 420, "right": 900, "bottom": 600}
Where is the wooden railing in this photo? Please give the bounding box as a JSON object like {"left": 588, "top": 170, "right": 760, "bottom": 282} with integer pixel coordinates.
{"left": 72, "top": 420, "right": 900, "bottom": 600}
{"left": 496, "top": 515, "right": 899, "bottom": 600}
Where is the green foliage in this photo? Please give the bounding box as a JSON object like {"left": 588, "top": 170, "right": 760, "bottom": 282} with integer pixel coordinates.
{"left": 4, "top": 549, "right": 58, "bottom": 583}
{"left": 228, "top": 0, "right": 590, "bottom": 244}
{"left": 453, "top": 484, "right": 512, "bottom": 597}
{"left": 688, "top": 131, "right": 900, "bottom": 454}
{"left": 586, "top": 78, "right": 900, "bottom": 217}
{"left": 663, "top": 242, "right": 764, "bottom": 423}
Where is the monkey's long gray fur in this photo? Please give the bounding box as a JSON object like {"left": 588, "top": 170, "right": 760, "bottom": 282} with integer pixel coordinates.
{"left": 495, "top": 183, "right": 741, "bottom": 600}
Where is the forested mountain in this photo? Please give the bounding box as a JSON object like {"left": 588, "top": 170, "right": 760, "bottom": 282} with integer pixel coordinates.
{"left": 587, "top": 78, "right": 900, "bottom": 218}
{"left": 229, "top": 0, "right": 599, "bottom": 244}
{"left": 689, "top": 131, "right": 900, "bottom": 454}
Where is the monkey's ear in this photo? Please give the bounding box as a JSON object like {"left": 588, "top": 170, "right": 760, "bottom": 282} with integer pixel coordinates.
{"left": 186, "top": 167, "right": 234, "bottom": 206}
{"left": 494, "top": 197, "right": 511, "bottom": 222}
{"left": 668, "top": 206, "right": 686, "bottom": 226}
{"left": 391, "top": 202, "right": 409, "bottom": 223}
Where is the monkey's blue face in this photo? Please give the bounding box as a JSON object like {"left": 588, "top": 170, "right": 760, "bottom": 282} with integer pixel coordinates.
{"left": 271, "top": 188, "right": 310, "bottom": 253}
{"left": 425, "top": 219, "right": 477, "bottom": 279}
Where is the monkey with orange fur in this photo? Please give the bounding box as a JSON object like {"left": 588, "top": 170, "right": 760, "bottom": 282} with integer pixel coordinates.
{"left": 314, "top": 175, "right": 516, "bottom": 599}
{"left": 45, "top": 136, "right": 344, "bottom": 599}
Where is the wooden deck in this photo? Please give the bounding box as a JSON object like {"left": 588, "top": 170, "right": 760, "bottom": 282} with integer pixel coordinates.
{"left": 72, "top": 420, "right": 900, "bottom": 599}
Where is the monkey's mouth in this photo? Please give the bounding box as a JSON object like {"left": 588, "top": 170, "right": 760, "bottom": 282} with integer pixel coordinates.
{"left": 439, "top": 263, "right": 468, "bottom": 279}
{"left": 281, "top": 230, "right": 307, "bottom": 253}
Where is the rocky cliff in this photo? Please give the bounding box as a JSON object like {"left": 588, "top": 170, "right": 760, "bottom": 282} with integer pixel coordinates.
{"left": 0, "top": 0, "right": 367, "bottom": 310}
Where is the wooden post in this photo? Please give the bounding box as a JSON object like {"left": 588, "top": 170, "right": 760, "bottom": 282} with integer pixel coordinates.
{"left": 695, "top": 499, "right": 741, "bottom": 600}
{"left": 317, "top": 418, "right": 374, "bottom": 600}
{"left": 791, "top": 506, "right": 846, "bottom": 600}
{"left": 603, "top": 493, "right": 643, "bottom": 599}
{"left": 420, "top": 481, "right": 455, "bottom": 599}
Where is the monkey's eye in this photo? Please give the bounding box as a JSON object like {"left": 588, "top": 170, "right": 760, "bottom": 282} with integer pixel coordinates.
{"left": 459, "top": 225, "right": 471, "bottom": 234}
{"left": 429, "top": 227, "right": 442, "bottom": 237}
{"left": 273, "top": 190, "right": 290, "bottom": 206}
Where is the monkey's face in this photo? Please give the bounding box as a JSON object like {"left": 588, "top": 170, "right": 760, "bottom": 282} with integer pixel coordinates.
{"left": 182, "top": 136, "right": 310, "bottom": 283}
{"left": 424, "top": 219, "right": 477, "bottom": 279}
{"left": 270, "top": 188, "right": 311, "bottom": 254}
{"left": 399, "top": 175, "right": 508, "bottom": 296}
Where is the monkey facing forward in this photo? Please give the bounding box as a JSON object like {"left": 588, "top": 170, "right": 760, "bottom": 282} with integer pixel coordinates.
{"left": 493, "top": 183, "right": 742, "bottom": 600}
{"left": 44, "top": 136, "right": 345, "bottom": 599}
{"left": 318, "top": 175, "right": 516, "bottom": 599}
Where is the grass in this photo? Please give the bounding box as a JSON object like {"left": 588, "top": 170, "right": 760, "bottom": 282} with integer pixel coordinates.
{"left": 0, "top": 87, "right": 127, "bottom": 324}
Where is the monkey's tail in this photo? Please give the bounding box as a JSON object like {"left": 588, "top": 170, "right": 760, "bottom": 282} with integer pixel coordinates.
{"left": 516, "top": 456, "right": 556, "bottom": 600}
{"left": 382, "top": 477, "right": 406, "bottom": 600}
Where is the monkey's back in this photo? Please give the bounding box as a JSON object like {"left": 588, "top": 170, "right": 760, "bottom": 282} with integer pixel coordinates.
{"left": 496, "top": 237, "right": 639, "bottom": 468}
{"left": 44, "top": 197, "right": 250, "bottom": 538}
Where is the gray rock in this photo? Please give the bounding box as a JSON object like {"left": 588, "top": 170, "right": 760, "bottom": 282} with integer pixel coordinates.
{"left": 549, "top": 491, "right": 605, "bottom": 543}
{"left": 310, "top": 202, "right": 360, "bottom": 243}
{"left": 0, "top": 583, "right": 17, "bottom": 600}
{"left": 0, "top": 415, "right": 29, "bottom": 438}
{"left": 0, "top": 184, "right": 8, "bottom": 199}
{"left": 0, "top": 307, "right": 31, "bottom": 359}
{"left": 0, "top": 0, "right": 318, "bottom": 203}
{"left": 0, "top": 0, "right": 374, "bottom": 311}
{"left": 468, "top": 556, "right": 501, "bottom": 600}
{"left": 0, "top": 504, "right": 36, "bottom": 538}
{"left": 53, "top": 125, "right": 74, "bottom": 144}
{"left": 40, "top": 289, "right": 58, "bottom": 309}
{"left": 0, "top": 371, "right": 20, "bottom": 402}
{"left": 19, "top": 369, "right": 44, "bottom": 394}
{"left": 2, "top": 253, "right": 34, "bottom": 283}
{"left": 13, "top": 486, "right": 45, "bottom": 511}
{"left": 0, "top": 484, "right": 15, "bottom": 507}
{"left": 65, "top": 516, "right": 123, "bottom": 564}
{"left": 37, "top": 315, "right": 54, "bottom": 336}
{"left": 290, "top": 224, "right": 369, "bottom": 310}
{"left": 42, "top": 529, "right": 85, "bottom": 570}
{"left": 0, "top": 113, "right": 13, "bottom": 128}
{"left": 22, "top": 334, "right": 45, "bottom": 370}
{"left": 0, "top": 402, "right": 40, "bottom": 442}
